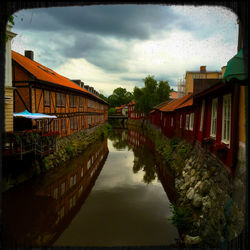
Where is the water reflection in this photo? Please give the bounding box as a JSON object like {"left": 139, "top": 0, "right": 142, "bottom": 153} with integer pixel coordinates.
{"left": 110, "top": 129, "right": 177, "bottom": 202}
{"left": 3, "top": 129, "right": 179, "bottom": 247}
{"left": 2, "top": 140, "right": 109, "bottom": 247}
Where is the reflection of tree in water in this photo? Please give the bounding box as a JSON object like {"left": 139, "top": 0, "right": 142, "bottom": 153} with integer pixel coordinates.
{"left": 133, "top": 146, "right": 157, "bottom": 184}
{"left": 109, "top": 129, "right": 157, "bottom": 184}
{"left": 109, "top": 130, "right": 131, "bottom": 150}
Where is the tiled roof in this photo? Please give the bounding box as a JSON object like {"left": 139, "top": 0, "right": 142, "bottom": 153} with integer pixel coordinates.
{"left": 128, "top": 101, "right": 136, "bottom": 106}
{"left": 153, "top": 99, "right": 172, "bottom": 110}
{"left": 12, "top": 51, "right": 107, "bottom": 104}
{"left": 160, "top": 93, "right": 193, "bottom": 112}
{"left": 170, "top": 91, "right": 178, "bottom": 99}
{"left": 176, "top": 97, "right": 193, "bottom": 109}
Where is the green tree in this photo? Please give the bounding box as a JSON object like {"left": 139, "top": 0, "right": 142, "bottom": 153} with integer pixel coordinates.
{"left": 133, "top": 75, "right": 170, "bottom": 116}
{"left": 99, "top": 93, "right": 108, "bottom": 103}
{"left": 108, "top": 87, "right": 133, "bottom": 108}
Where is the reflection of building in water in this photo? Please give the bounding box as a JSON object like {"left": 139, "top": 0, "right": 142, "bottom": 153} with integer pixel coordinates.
{"left": 127, "top": 129, "right": 154, "bottom": 150}
{"left": 127, "top": 129, "right": 178, "bottom": 203}
{"left": 2, "top": 140, "right": 108, "bottom": 247}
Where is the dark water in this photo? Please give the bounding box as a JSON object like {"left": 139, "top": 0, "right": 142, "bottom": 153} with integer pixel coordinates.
{"left": 2, "top": 129, "right": 179, "bottom": 247}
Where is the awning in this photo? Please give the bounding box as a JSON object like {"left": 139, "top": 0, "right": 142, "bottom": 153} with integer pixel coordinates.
{"left": 14, "top": 110, "right": 57, "bottom": 119}
{"left": 223, "top": 49, "right": 247, "bottom": 82}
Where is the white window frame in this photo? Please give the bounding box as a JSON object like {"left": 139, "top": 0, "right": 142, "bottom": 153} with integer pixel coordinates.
{"left": 61, "top": 182, "right": 65, "bottom": 196}
{"left": 221, "top": 94, "right": 231, "bottom": 146}
{"left": 210, "top": 98, "right": 218, "bottom": 138}
{"left": 189, "top": 113, "right": 194, "bottom": 131}
{"left": 200, "top": 100, "right": 205, "bottom": 132}
{"left": 185, "top": 114, "right": 189, "bottom": 130}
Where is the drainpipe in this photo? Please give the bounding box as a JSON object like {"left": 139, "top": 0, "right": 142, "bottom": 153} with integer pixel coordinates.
{"left": 230, "top": 18, "right": 243, "bottom": 177}
{"left": 230, "top": 83, "right": 240, "bottom": 178}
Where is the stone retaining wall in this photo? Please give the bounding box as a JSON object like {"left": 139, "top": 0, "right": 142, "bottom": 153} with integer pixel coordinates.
{"left": 33, "top": 123, "right": 110, "bottom": 173}
{"left": 127, "top": 119, "right": 246, "bottom": 247}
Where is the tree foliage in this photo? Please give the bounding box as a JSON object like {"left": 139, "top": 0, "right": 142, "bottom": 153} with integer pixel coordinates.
{"left": 133, "top": 75, "right": 170, "bottom": 115}
{"left": 107, "top": 87, "right": 133, "bottom": 108}
{"left": 99, "top": 93, "right": 108, "bottom": 103}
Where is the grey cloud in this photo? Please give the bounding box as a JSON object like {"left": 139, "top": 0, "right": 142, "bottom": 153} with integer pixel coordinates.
{"left": 14, "top": 5, "right": 192, "bottom": 40}
{"left": 55, "top": 32, "right": 130, "bottom": 73}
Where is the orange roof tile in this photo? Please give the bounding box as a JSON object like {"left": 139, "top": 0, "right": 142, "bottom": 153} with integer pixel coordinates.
{"left": 176, "top": 97, "right": 193, "bottom": 109}
{"left": 170, "top": 91, "right": 178, "bottom": 99}
{"left": 160, "top": 94, "right": 193, "bottom": 112}
{"left": 128, "top": 101, "right": 136, "bottom": 106}
{"left": 153, "top": 99, "right": 172, "bottom": 110}
{"left": 12, "top": 51, "right": 107, "bottom": 104}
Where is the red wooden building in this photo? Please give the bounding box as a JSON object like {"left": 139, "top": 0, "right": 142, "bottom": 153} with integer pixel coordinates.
{"left": 158, "top": 94, "right": 193, "bottom": 138}
{"left": 193, "top": 80, "right": 236, "bottom": 168}
{"left": 127, "top": 101, "right": 145, "bottom": 120}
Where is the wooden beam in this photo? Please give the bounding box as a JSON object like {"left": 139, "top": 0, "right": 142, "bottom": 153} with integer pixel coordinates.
{"left": 14, "top": 89, "right": 30, "bottom": 112}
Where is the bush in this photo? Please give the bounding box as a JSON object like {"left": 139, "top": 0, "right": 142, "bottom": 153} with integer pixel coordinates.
{"left": 169, "top": 204, "right": 193, "bottom": 231}
{"left": 65, "top": 143, "right": 74, "bottom": 156}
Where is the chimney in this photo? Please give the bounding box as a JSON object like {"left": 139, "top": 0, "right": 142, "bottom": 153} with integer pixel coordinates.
{"left": 72, "top": 79, "right": 81, "bottom": 86}
{"left": 221, "top": 66, "right": 226, "bottom": 77}
{"left": 200, "top": 66, "right": 206, "bottom": 72}
{"left": 25, "top": 50, "right": 34, "bottom": 60}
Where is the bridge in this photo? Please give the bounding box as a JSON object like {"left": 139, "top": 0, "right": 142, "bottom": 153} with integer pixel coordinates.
{"left": 108, "top": 115, "right": 128, "bottom": 119}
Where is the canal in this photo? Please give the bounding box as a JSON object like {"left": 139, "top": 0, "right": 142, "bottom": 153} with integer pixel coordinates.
{"left": 2, "top": 128, "right": 179, "bottom": 247}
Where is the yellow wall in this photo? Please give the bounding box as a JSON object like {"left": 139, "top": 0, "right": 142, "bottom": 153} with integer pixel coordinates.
{"left": 4, "top": 87, "right": 14, "bottom": 132}
{"left": 238, "top": 85, "right": 246, "bottom": 144}
{"left": 185, "top": 71, "right": 222, "bottom": 94}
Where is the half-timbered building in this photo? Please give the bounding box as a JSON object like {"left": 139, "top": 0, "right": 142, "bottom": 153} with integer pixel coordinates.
{"left": 12, "top": 50, "right": 108, "bottom": 136}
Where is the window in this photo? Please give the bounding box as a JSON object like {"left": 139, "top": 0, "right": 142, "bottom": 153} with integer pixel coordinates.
{"left": 53, "top": 119, "right": 59, "bottom": 132}
{"left": 53, "top": 187, "right": 58, "bottom": 199}
{"left": 210, "top": 98, "right": 218, "bottom": 138}
{"left": 200, "top": 100, "right": 205, "bottom": 132}
{"left": 44, "top": 119, "right": 50, "bottom": 132}
{"left": 61, "top": 182, "right": 65, "bottom": 196}
{"left": 37, "top": 120, "right": 42, "bottom": 130}
{"left": 88, "top": 116, "right": 91, "bottom": 125}
{"left": 61, "top": 118, "right": 67, "bottom": 133}
{"left": 88, "top": 99, "right": 93, "bottom": 108}
{"left": 70, "top": 116, "right": 77, "bottom": 130}
{"left": 69, "top": 176, "right": 74, "bottom": 188}
{"left": 79, "top": 96, "right": 83, "bottom": 107}
{"left": 171, "top": 117, "right": 174, "bottom": 127}
{"left": 189, "top": 113, "right": 194, "bottom": 131}
{"left": 44, "top": 90, "right": 50, "bottom": 106}
{"left": 81, "top": 116, "right": 84, "bottom": 128}
{"left": 70, "top": 95, "right": 77, "bottom": 107}
{"left": 185, "top": 114, "right": 189, "bottom": 130}
{"left": 56, "top": 92, "right": 66, "bottom": 107}
{"left": 87, "top": 159, "right": 91, "bottom": 169}
{"left": 180, "top": 115, "right": 182, "bottom": 128}
{"left": 222, "top": 94, "right": 231, "bottom": 145}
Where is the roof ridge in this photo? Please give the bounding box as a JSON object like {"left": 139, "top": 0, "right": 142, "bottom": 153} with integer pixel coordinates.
{"left": 12, "top": 50, "right": 108, "bottom": 104}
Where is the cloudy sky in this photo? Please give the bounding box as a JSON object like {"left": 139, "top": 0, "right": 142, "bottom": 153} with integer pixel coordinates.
{"left": 11, "top": 4, "right": 238, "bottom": 96}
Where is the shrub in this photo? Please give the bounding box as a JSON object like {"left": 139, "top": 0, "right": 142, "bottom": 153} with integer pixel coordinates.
{"left": 168, "top": 204, "right": 193, "bottom": 231}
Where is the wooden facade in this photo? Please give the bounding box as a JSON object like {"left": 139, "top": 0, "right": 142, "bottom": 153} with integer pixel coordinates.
{"left": 146, "top": 78, "right": 243, "bottom": 173}
{"left": 12, "top": 51, "right": 108, "bottom": 136}
{"left": 127, "top": 101, "right": 145, "bottom": 120}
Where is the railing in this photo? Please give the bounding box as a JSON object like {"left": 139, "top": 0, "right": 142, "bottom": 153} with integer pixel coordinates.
{"left": 3, "top": 131, "right": 58, "bottom": 160}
